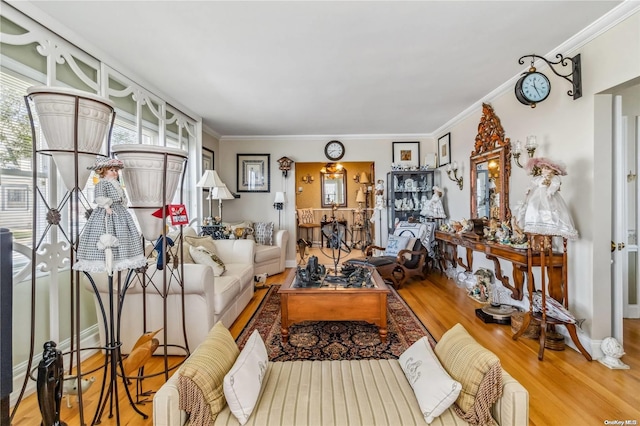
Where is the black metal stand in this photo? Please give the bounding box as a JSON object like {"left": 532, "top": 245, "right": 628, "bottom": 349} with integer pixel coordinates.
{"left": 83, "top": 271, "right": 147, "bottom": 424}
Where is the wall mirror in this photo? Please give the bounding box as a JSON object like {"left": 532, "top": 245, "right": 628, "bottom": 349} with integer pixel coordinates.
{"left": 469, "top": 103, "right": 512, "bottom": 222}
{"left": 321, "top": 163, "right": 347, "bottom": 207}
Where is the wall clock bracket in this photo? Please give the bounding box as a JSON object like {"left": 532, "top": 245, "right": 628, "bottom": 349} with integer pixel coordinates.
{"left": 518, "top": 53, "right": 582, "bottom": 100}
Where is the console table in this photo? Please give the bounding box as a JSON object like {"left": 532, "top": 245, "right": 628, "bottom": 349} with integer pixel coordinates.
{"left": 435, "top": 230, "right": 566, "bottom": 303}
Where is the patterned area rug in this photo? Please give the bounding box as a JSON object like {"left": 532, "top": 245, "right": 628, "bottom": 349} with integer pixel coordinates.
{"left": 236, "top": 285, "right": 436, "bottom": 361}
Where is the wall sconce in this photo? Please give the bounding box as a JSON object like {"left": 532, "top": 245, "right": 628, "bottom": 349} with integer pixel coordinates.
{"left": 446, "top": 161, "right": 463, "bottom": 190}
{"left": 353, "top": 172, "right": 370, "bottom": 184}
{"left": 512, "top": 135, "right": 538, "bottom": 168}
{"left": 277, "top": 156, "right": 294, "bottom": 177}
{"left": 301, "top": 174, "right": 314, "bottom": 184}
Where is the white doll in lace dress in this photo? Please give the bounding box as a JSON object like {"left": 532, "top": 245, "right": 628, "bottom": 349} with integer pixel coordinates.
{"left": 517, "top": 157, "right": 578, "bottom": 240}
{"left": 420, "top": 185, "right": 446, "bottom": 219}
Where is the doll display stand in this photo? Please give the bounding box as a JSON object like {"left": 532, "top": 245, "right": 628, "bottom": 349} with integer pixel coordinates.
{"left": 512, "top": 234, "right": 592, "bottom": 361}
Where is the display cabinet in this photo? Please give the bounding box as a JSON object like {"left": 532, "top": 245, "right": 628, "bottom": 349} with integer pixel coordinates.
{"left": 387, "top": 170, "right": 435, "bottom": 232}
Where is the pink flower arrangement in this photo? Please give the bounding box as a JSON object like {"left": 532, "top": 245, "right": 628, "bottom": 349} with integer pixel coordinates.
{"left": 525, "top": 157, "right": 567, "bottom": 176}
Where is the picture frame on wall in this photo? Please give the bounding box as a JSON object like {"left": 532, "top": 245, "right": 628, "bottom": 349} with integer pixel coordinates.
{"left": 437, "top": 133, "right": 451, "bottom": 167}
{"left": 237, "top": 153, "right": 270, "bottom": 192}
{"left": 202, "top": 147, "right": 214, "bottom": 171}
{"left": 392, "top": 141, "right": 420, "bottom": 168}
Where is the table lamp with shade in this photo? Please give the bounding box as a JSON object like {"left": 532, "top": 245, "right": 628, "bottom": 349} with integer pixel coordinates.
{"left": 209, "top": 183, "right": 235, "bottom": 221}
{"left": 196, "top": 170, "right": 225, "bottom": 223}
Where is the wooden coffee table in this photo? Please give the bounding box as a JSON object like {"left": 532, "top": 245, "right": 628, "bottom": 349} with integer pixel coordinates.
{"left": 278, "top": 268, "right": 390, "bottom": 343}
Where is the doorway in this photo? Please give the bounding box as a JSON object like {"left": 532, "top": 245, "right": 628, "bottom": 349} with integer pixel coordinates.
{"left": 611, "top": 84, "right": 640, "bottom": 351}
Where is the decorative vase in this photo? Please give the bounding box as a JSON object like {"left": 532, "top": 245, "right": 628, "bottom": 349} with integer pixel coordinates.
{"left": 112, "top": 144, "right": 188, "bottom": 240}
{"left": 27, "top": 86, "right": 115, "bottom": 191}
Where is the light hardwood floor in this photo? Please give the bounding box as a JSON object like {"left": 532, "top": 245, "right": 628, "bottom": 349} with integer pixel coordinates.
{"left": 11, "top": 265, "right": 640, "bottom": 425}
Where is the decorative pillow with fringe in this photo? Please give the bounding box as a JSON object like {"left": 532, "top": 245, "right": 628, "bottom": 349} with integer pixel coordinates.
{"left": 189, "top": 245, "right": 226, "bottom": 276}
{"left": 178, "top": 322, "right": 240, "bottom": 425}
{"left": 434, "top": 323, "right": 503, "bottom": 426}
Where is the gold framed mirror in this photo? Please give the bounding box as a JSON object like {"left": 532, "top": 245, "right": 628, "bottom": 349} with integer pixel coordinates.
{"left": 469, "top": 103, "right": 512, "bottom": 222}
{"left": 321, "top": 163, "right": 347, "bottom": 208}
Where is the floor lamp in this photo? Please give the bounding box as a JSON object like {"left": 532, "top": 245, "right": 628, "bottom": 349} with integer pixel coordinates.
{"left": 197, "top": 170, "right": 224, "bottom": 223}
{"left": 209, "top": 183, "right": 235, "bottom": 221}
{"left": 273, "top": 191, "right": 285, "bottom": 228}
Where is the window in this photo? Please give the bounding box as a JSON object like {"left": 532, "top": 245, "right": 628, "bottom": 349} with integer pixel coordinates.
{"left": 1, "top": 9, "right": 200, "bottom": 278}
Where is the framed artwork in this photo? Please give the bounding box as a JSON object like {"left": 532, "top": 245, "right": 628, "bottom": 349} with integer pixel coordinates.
{"left": 202, "top": 148, "right": 214, "bottom": 171}
{"left": 237, "top": 153, "right": 270, "bottom": 192}
{"left": 438, "top": 133, "right": 451, "bottom": 167}
{"left": 392, "top": 141, "right": 420, "bottom": 168}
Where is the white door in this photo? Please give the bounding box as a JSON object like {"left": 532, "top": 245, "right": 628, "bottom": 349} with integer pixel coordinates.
{"left": 623, "top": 115, "right": 639, "bottom": 320}
{"left": 612, "top": 96, "right": 640, "bottom": 343}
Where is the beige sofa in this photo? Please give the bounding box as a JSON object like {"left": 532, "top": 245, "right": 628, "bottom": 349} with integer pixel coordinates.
{"left": 153, "top": 323, "right": 529, "bottom": 426}
{"left": 222, "top": 221, "right": 288, "bottom": 276}
{"left": 84, "top": 238, "right": 255, "bottom": 355}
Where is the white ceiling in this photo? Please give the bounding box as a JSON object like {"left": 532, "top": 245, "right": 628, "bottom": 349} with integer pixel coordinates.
{"left": 16, "top": 1, "right": 624, "bottom": 137}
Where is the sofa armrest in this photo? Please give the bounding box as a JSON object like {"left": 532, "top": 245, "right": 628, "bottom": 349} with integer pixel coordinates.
{"left": 153, "top": 372, "right": 188, "bottom": 426}
{"left": 273, "top": 229, "right": 288, "bottom": 248}
{"left": 491, "top": 371, "right": 529, "bottom": 426}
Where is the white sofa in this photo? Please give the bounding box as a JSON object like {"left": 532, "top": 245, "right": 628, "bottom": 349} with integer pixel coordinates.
{"left": 83, "top": 239, "right": 255, "bottom": 355}
{"left": 222, "top": 221, "right": 288, "bottom": 277}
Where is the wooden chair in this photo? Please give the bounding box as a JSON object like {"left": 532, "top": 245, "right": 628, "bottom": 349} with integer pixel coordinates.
{"left": 363, "top": 238, "right": 428, "bottom": 289}
{"left": 296, "top": 208, "right": 320, "bottom": 247}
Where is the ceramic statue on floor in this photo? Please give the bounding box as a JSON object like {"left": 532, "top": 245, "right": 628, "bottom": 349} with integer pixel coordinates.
{"left": 74, "top": 158, "right": 146, "bottom": 275}
{"left": 37, "top": 341, "right": 66, "bottom": 426}
{"left": 598, "top": 337, "right": 630, "bottom": 369}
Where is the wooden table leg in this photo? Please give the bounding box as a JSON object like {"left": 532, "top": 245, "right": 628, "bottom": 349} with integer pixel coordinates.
{"left": 565, "top": 323, "right": 593, "bottom": 361}
{"left": 281, "top": 295, "right": 289, "bottom": 343}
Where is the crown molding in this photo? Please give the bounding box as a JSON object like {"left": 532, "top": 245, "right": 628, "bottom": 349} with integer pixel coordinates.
{"left": 220, "top": 133, "right": 434, "bottom": 143}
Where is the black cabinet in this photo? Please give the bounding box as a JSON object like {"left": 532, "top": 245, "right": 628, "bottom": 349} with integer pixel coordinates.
{"left": 387, "top": 171, "right": 435, "bottom": 232}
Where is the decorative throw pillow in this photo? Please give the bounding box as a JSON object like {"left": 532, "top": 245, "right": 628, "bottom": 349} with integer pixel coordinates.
{"left": 434, "top": 323, "right": 503, "bottom": 426}
{"left": 184, "top": 235, "right": 217, "bottom": 256}
{"left": 296, "top": 208, "right": 315, "bottom": 224}
{"left": 399, "top": 336, "right": 462, "bottom": 424}
{"left": 178, "top": 322, "right": 240, "bottom": 425}
{"left": 223, "top": 330, "right": 269, "bottom": 425}
{"left": 254, "top": 222, "right": 274, "bottom": 246}
{"left": 383, "top": 234, "right": 412, "bottom": 257}
{"left": 189, "top": 245, "right": 226, "bottom": 276}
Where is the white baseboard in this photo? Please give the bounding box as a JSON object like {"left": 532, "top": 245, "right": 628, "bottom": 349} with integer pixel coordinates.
{"left": 554, "top": 325, "right": 603, "bottom": 359}
{"left": 10, "top": 325, "right": 101, "bottom": 407}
